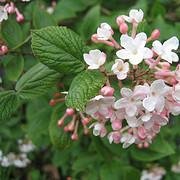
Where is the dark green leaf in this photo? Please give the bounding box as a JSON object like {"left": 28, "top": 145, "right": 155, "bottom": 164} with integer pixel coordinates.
{"left": 49, "top": 104, "right": 72, "bottom": 149}
{"left": 66, "top": 70, "right": 106, "bottom": 111}
{"left": 31, "top": 26, "right": 86, "bottom": 73}
{"left": 3, "top": 55, "right": 24, "bottom": 81}
{"left": 131, "top": 135, "right": 175, "bottom": 162}
{"left": 0, "top": 90, "right": 18, "bottom": 121}
{"left": 15, "top": 63, "right": 60, "bottom": 99}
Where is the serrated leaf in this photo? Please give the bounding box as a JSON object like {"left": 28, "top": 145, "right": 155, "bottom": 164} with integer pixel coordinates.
{"left": 1, "top": 17, "right": 25, "bottom": 49}
{"left": 130, "top": 135, "right": 175, "bottom": 162}
{"left": 0, "top": 90, "right": 18, "bottom": 122}
{"left": 66, "top": 70, "right": 106, "bottom": 111}
{"left": 3, "top": 55, "right": 24, "bottom": 81}
{"left": 15, "top": 63, "right": 60, "bottom": 99}
{"left": 31, "top": 26, "right": 86, "bottom": 74}
{"left": 49, "top": 104, "right": 72, "bottom": 149}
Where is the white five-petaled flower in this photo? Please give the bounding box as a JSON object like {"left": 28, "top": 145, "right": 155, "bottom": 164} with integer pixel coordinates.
{"left": 0, "top": 6, "right": 8, "bottom": 22}
{"left": 111, "top": 59, "right": 129, "bottom": 80}
{"left": 152, "top": 36, "right": 179, "bottom": 63}
{"left": 96, "top": 22, "right": 113, "bottom": 40}
{"left": 83, "top": 49, "right": 106, "bottom": 69}
{"left": 122, "top": 9, "right": 144, "bottom": 23}
{"left": 121, "top": 133, "right": 136, "bottom": 148}
{"left": 116, "top": 33, "right": 153, "bottom": 65}
{"left": 114, "top": 87, "right": 142, "bottom": 117}
{"left": 143, "top": 80, "right": 169, "bottom": 112}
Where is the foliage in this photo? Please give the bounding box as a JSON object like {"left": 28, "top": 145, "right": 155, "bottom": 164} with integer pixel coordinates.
{"left": 0, "top": 0, "right": 179, "bottom": 179}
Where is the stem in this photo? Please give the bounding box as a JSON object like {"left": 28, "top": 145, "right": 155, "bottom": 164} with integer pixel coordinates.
{"left": 120, "top": 126, "right": 130, "bottom": 133}
{"left": 135, "top": 69, "right": 150, "bottom": 78}
{"left": 110, "top": 37, "right": 121, "bottom": 49}
{"left": 131, "top": 23, "right": 138, "bottom": 38}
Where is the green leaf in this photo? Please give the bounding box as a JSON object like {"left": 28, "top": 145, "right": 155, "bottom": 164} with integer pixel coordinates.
{"left": 100, "top": 162, "right": 140, "bottom": 180}
{"left": 66, "top": 70, "right": 106, "bottom": 111}
{"left": 54, "top": 0, "right": 98, "bottom": 21}
{"left": 31, "top": 26, "right": 86, "bottom": 73}
{"left": 0, "top": 90, "right": 18, "bottom": 121}
{"left": 49, "top": 104, "right": 72, "bottom": 149}
{"left": 15, "top": 63, "right": 60, "bottom": 99}
{"left": 26, "top": 97, "right": 52, "bottom": 146}
{"left": 33, "top": 7, "right": 56, "bottom": 29}
{"left": 1, "top": 17, "right": 25, "bottom": 49}
{"left": 130, "top": 135, "right": 175, "bottom": 162}
{"left": 78, "top": 5, "right": 100, "bottom": 40}
{"left": 3, "top": 55, "right": 24, "bottom": 81}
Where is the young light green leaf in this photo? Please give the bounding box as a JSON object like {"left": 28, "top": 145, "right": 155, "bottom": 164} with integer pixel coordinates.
{"left": 130, "top": 135, "right": 175, "bottom": 162}
{"left": 31, "top": 26, "right": 86, "bottom": 74}
{"left": 49, "top": 104, "right": 72, "bottom": 149}
{"left": 0, "top": 90, "right": 18, "bottom": 121}
{"left": 15, "top": 63, "right": 60, "bottom": 99}
{"left": 3, "top": 55, "right": 24, "bottom": 81}
{"left": 66, "top": 70, "right": 106, "bottom": 111}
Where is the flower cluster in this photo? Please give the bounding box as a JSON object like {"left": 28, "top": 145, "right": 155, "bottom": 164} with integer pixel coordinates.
{"left": 83, "top": 9, "right": 180, "bottom": 148}
{"left": 0, "top": 0, "right": 27, "bottom": 24}
{"left": 0, "top": 139, "right": 35, "bottom": 168}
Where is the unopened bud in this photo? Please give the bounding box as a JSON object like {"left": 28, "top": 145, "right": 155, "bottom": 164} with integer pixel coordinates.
{"left": 49, "top": 99, "right": 56, "bottom": 106}
{"left": 57, "top": 118, "right": 64, "bottom": 127}
{"left": 151, "top": 29, "right": 160, "bottom": 40}
{"left": 82, "top": 117, "right": 90, "bottom": 125}
{"left": 66, "top": 108, "right": 75, "bottom": 116}
{"left": 119, "top": 22, "right": 128, "bottom": 34}
{"left": 143, "top": 142, "right": 149, "bottom": 148}
{"left": 1, "top": 45, "right": 8, "bottom": 54}
{"left": 71, "top": 133, "right": 78, "bottom": 140}
{"left": 16, "top": 14, "right": 24, "bottom": 22}
{"left": 100, "top": 86, "right": 115, "bottom": 96}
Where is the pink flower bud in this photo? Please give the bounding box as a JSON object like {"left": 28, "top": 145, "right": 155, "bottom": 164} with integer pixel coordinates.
{"left": 151, "top": 29, "right": 160, "bottom": 40}
{"left": 91, "top": 34, "right": 99, "bottom": 43}
{"left": 49, "top": 99, "right": 56, "bottom": 106}
{"left": 143, "top": 142, "right": 149, "bottom": 148}
{"left": 16, "top": 14, "right": 24, "bottom": 23}
{"left": 67, "top": 120, "right": 75, "bottom": 131}
{"left": 119, "top": 22, "right": 128, "bottom": 34}
{"left": 112, "top": 120, "right": 122, "bottom": 130}
{"left": 100, "top": 86, "right": 114, "bottom": 96}
{"left": 57, "top": 118, "right": 64, "bottom": 127}
{"left": 160, "top": 62, "right": 170, "bottom": 70}
{"left": 64, "top": 126, "right": 69, "bottom": 132}
{"left": 116, "top": 16, "right": 124, "bottom": 26}
{"left": 1, "top": 45, "right": 8, "bottom": 54}
{"left": 137, "top": 143, "right": 143, "bottom": 149}
{"left": 82, "top": 117, "right": 90, "bottom": 125}
{"left": 71, "top": 133, "right": 78, "bottom": 140}
{"left": 137, "top": 126, "right": 147, "bottom": 140}
{"left": 6, "top": 2, "right": 15, "bottom": 14}
{"left": 66, "top": 108, "right": 74, "bottom": 116}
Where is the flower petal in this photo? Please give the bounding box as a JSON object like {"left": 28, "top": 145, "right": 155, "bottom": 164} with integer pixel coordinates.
{"left": 163, "top": 36, "right": 179, "bottom": 51}
{"left": 116, "top": 49, "right": 131, "bottom": 60}
{"left": 121, "top": 88, "right": 133, "bottom": 98}
{"left": 143, "top": 96, "right": 156, "bottom": 112}
{"left": 125, "top": 104, "right": 137, "bottom": 117}
{"left": 152, "top": 40, "right": 163, "bottom": 55}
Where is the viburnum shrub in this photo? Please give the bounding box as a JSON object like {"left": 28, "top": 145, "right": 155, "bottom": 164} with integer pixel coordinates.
{"left": 0, "top": 3, "right": 179, "bottom": 151}
{"left": 38, "top": 8, "right": 179, "bottom": 149}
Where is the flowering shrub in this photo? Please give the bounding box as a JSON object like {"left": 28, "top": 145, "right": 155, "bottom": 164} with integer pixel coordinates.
{"left": 0, "top": 0, "right": 179, "bottom": 179}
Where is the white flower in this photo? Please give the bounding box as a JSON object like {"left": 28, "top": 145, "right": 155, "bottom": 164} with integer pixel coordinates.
{"left": 125, "top": 115, "right": 142, "bottom": 128}
{"left": 111, "top": 59, "right": 129, "bottom": 80}
{"left": 116, "top": 33, "right": 153, "bottom": 65}
{"left": 96, "top": 23, "right": 113, "bottom": 40}
{"left": 21, "top": 0, "right": 31, "bottom": 2}
{"left": 121, "top": 133, "right": 136, "bottom": 148}
{"left": 86, "top": 95, "right": 115, "bottom": 119}
{"left": 114, "top": 87, "right": 145, "bottom": 117}
{"left": 152, "top": 36, "right": 179, "bottom": 63}
{"left": 143, "top": 80, "right": 169, "bottom": 112}
{"left": 90, "top": 122, "right": 107, "bottom": 137}
{"left": 18, "top": 140, "right": 35, "bottom": 153}
{"left": 122, "top": 9, "right": 144, "bottom": 23}
{"left": 0, "top": 6, "right": 8, "bottom": 22}
{"left": 83, "top": 49, "right": 106, "bottom": 69}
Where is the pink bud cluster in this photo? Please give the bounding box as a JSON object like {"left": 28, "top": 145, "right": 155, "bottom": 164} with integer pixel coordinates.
{"left": 57, "top": 108, "right": 91, "bottom": 141}
{"left": 3, "top": 1, "right": 24, "bottom": 23}
{"left": 81, "top": 9, "right": 179, "bottom": 148}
